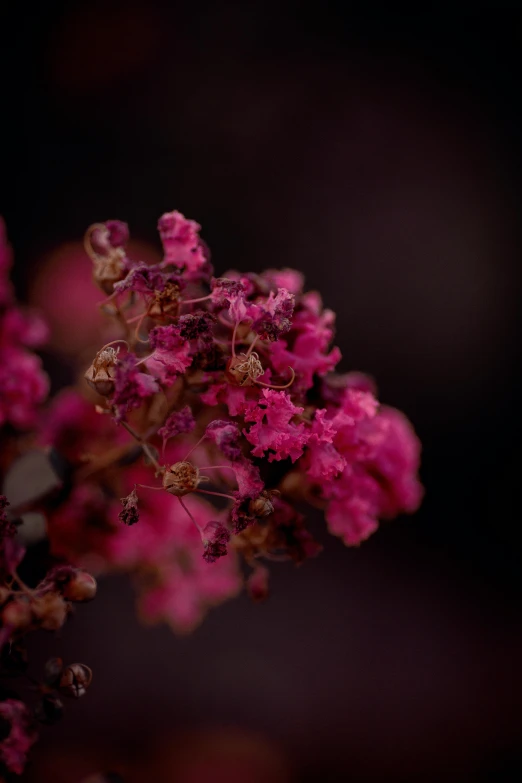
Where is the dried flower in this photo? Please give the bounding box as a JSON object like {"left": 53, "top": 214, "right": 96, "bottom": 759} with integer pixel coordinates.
{"left": 85, "top": 347, "right": 119, "bottom": 397}
{"left": 119, "top": 488, "right": 140, "bottom": 526}
{"left": 201, "top": 521, "right": 231, "bottom": 563}
{"left": 59, "top": 663, "right": 93, "bottom": 699}
{"left": 162, "top": 462, "right": 201, "bottom": 496}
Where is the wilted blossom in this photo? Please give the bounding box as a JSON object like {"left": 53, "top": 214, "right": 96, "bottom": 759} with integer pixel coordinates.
{"left": 158, "top": 405, "right": 195, "bottom": 451}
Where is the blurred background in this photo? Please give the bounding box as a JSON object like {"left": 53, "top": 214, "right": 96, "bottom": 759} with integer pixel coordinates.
{"left": 2, "top": 3, "right": 522, "bottom": 781}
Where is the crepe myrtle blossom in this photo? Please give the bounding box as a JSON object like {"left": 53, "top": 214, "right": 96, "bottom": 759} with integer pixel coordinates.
{"left": 42, "top": 207, "right": 422, "bottom": 624}
{"left": 0, "top": 207, "right": 423, "bottom": 773}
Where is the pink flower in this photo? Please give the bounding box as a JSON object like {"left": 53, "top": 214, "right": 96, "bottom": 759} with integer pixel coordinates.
{"left": 210, "top": 277, "right": 246, "bottom": 307}
{"left": 112, "top": 354, "right": 159, "bottom": 420}
{"left": 0, "top": 349, "right": 49, "bottom": 430}
{"left": 0, "top": 699, "right": 37, "bottom": 775}
{"left": 251, "top": 287, "right": 295, "bottom": 341}
{"left": 303, "top": 409, "right": 346, "bottom": 481}
{"left": 157, "top": 210, "right": 207, "bottom": 276}
{"left": 158, "top": 406, "right": 195, "bottom": 451}
{"left": 200, "top": 379, "right": 251, "bottom": 417}
{"left": 145, "top": 342, "right": 192, "bottom": 387}
{"left": 46, "top": 483, "right": 116, "bottom": 566}
{"left": 205, "top": 419, "right": 242, "bottom": 461}
{"left": 269, "top": 292, "right": 342, "bottom": 392}
{"left": 325, "top": 471, "right": 381, "bottom": 546}
{"left": 113, "top": 262, "right": 177, "bottom": 296}
{"left": 90, "top": 219, "right": 129, "bottom": 254}
{"left": 261, "top": 268, "right": 304, "bottom": 295}
{"left": 108, "top": 490, "right": 241, "bottom": 634}
{"left": 243, "top": 389, "right": 309, "bottom": 462}
{"left": 41, "top": 389, "right": 122, "bottom": 464}
{"left": 0, "top": 308, "right": 48, "bottom": 350}
{"left": 321, "top": 405, "right": 423, "bottom": 546}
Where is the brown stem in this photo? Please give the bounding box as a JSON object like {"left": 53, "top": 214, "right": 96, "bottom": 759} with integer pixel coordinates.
{"left": 120, "top": 421, "right": 163, "bottom": 472}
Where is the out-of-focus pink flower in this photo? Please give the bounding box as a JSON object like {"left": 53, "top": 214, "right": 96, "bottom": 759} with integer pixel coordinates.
{"left": 158, "top": 406, "right": 195, "bottom": 451}
{"left": 0, "top": 349, "right": 49, "bottom": 430}
{"left": 0, "top": 699, "right": 37, "bottom": 776}
{"left": 29, "top": 239, "right": 161, "bottom": 355}
{"left": 205, "top": 419, "right": 242, "bottom": 461}
{"left": 319, "top": 404, "right": 423, "bottom": 546}
{"left": 108, "top": 489, "right": 241, "bottom": 633}
{"left": 262, "top": 267, "right": 305, "bottom": 295}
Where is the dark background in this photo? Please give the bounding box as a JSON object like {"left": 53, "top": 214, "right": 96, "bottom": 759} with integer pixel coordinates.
{"left": 2, "top": 4, "right": 522, "bottom": 781}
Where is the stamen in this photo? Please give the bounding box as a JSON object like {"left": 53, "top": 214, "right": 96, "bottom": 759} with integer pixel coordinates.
{"left": 255, "top": 366, "right": 296, "bottom": 390}
{"left": 234, "top": 351, "right": 264, "bottom": 382}
{"left": 195, "top": 488, "right": 237, "bottom": 502}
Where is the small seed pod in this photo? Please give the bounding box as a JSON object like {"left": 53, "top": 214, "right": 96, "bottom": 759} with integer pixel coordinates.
{"left": 86, "top": 224, "right": 127, "bottom": 294}
{"left": 249, "top": 490, "right": 279, "bottom": 519}
{"left": 162, "top": 461, "right": 200, "bottom": 496}
{"left": 84, "top": 347, "right": 118, "bottom": 397}
{"left": 35, "top": 693, "right": 64, "bottom": 725}
{"left": 62, "top": 571, "right": 97, "bottom": 602}
{"left": 43, "top": 657, "right": 64, "bottom": 687}
{"left": 31, "top": 592, "right": 68, "bottom": 631}
{"left": 59, "top": 663, "right": 93, "bottom": 698}
{"left": 2, "top": 598, "right": 32, "bottom": 630}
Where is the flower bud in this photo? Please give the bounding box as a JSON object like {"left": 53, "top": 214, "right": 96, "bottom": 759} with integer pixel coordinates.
{"left": 2, "top": 598, "right": 32, "bottom": 630}
{"left": 84, "top": 347, "right": 118, "bottom": 397}
{"left": 59, "top": 663, "right": 93, "bottom": 698}
{"left": 249, "top": 490, "right": 278, "bottom": 519}
{"left": 62, "top": 571, "right": 97, "bottom": 602}
{"left": 31, "top": 592, "right": 68, "bottom": 631}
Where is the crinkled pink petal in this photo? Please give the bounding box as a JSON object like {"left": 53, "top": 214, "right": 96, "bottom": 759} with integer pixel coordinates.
{"left": 157, "top": 210, "right": 206, "bottom": 274}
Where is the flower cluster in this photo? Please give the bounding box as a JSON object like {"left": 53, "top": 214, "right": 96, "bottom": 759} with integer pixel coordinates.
{"left": 41, "top": 208, "right": 423, "bottom": 635}
{"left": 0, "top": 219, "right": 49, "bottom": 430}
{"left": 0, "top": 225, "right": 95, "bottom": 777}
{"left": 0, "top": 207, "right": 423, "bottom": 774}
